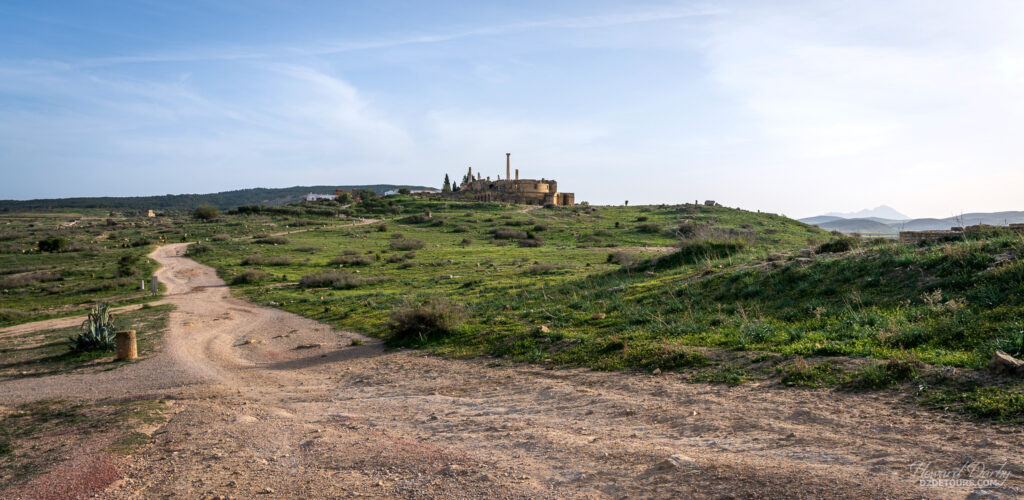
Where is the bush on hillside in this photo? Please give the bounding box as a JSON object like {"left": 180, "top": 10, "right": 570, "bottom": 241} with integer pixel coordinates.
{"left": 390, "top": 238, "right": 425, "bottom": 250}
{"left": 385, "top": 298, "right": 466, "bottom": 346}
{"left": 299, "top": 270, "right": 364, "bottom": 289}
{"left": 192, "top": 205, "right": 220, "bottom": 221}
{"left": 38, "top": 236, "right": 67, "bottom": 253}
{"left": 816, "top": 235, "right": 861, "bottom": 254}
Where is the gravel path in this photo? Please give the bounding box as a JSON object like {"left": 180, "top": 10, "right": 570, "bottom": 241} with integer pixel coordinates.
{"left": 2, "top": 243, "right": 1022, "bottom": 498}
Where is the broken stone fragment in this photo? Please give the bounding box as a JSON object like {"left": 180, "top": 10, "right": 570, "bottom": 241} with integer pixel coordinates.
{"left": 988, "top": 350, "right": 1024, "bottom": 375}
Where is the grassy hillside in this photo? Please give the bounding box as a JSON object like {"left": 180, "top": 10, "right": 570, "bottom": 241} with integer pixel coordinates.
{"left": 0, "top": 184, "right": 436, "bottom": 212}
{"left": 6, "top": 197, "right": 1024, "bottom": 421}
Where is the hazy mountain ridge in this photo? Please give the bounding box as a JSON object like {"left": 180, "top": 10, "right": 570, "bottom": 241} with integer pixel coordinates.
{"left": 824, "top": 205, "right": 909, "bottom": 220}
{"left": 801, "top": 209, "right": 1024, "bottom": 235}
{"left": 0, "top": 185, "right": 437, "bottom": 212}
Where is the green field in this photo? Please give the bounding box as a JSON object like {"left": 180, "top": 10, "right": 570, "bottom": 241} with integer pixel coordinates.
{"left": 4, "top": 196, "right": 1024, "bottom": 422}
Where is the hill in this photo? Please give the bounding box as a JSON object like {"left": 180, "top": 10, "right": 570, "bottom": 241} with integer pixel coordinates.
{"left": 802, "top": 210, "right": 1024, "bottom": 234}
{"left": 0, "top": 185, "right": 437, "bottom": 212}
{"left": 816, "top": 218, "right": 897, "bottom": 235}
{"left": 824, "top": 205, "right": 909, "bottom": 220}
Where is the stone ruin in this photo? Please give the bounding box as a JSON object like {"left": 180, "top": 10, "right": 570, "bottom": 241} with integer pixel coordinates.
{"left": 450, "top": 154, "right": 575, "bottom": 206}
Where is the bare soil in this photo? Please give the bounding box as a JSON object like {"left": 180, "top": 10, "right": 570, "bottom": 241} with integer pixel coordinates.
{"left": 1, "top": 243, "right": 1022, "bottom": 498}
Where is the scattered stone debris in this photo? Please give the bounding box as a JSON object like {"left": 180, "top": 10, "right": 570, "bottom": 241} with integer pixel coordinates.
{"left": 798, "top": 248, "right": 815, "bottom": 258}
{"left": 768, "top": 252, "right": 786, "bottom": 261}
{"left": 988, "top": 350, "right": 1024, "bottom": 375}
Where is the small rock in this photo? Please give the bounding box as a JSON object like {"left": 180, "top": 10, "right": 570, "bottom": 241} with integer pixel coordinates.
{"left": 989, "top": 350, "right": 1024, "bottom": 375}
{"left": 259, "top": 487, "right": 274, "bottom": 494}
{"left": 536, "top": 325, "right": 550, "bottom": 334}
{"left": 652, "top": 368, "right": 662, "bottom": 375}
{"left": 767, "top": 252, "right": 786, "bottom": 261}
{"left": 607, "top": 285, "right": 625, "bottom": 292}
{"left": 440, "top": 464, "right": 464, "bottom": 476}
{"left": 798, "top": 248, "right": 815, "bottom": 257}
{"left": 652, "top": 454, "right": 698, "bottom": 472}
{"left": 644, "top": 271, "right": 655, "bottom": 277}
{"left": 591, "top": 313, "right": 606, "bottom": 320}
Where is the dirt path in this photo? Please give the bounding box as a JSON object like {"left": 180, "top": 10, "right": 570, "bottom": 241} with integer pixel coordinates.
{"left": 2, "top": 244, "right": 1022, "bottom": 498}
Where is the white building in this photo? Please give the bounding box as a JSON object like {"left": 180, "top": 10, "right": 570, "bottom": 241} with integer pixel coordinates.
{"left": 305, "top": 192, "right": 336, "bottom": 201}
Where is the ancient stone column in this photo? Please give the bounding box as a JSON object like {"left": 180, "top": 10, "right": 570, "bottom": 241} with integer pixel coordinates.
{"left": 151, "top": 275, "right": 158, "bottom": 294}
{"left": 116, "top": 330, "right": 138, "bottom": 360}
{"left": 506, "top": 153, "right": 511, "bottom": 182}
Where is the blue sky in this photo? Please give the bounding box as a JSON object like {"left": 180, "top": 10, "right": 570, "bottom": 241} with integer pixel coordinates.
{"left": 2, "top": 1, "right": 1023, "bottom": 218}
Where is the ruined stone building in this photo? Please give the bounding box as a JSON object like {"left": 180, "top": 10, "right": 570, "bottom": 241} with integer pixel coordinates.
{"left": 454, "top": 154, "right": 575, "bottom": 206}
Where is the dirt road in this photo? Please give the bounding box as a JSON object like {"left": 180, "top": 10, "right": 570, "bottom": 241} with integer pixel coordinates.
{"left": 3, "top": 243, "right": 1023, "bottom": 498}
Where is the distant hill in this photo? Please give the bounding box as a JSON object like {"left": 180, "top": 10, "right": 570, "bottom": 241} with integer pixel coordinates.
{"left": 801, "top": 210, "right": 1024, "bottom": 235}
{"left": 817, "top": 218, "right": 898, "bottom": 235}
{"left": 824, "top": 205, "right": 909, "bottom": 220}
{"left": 0, "top": 185, "right": 438, "bottom": 212}
{"left": 799, "top": 215, "right": 844, "bottom": 226}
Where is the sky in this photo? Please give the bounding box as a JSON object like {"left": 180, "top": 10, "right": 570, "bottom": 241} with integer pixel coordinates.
{"left": 1, "top": 1, "right": 1023, "bottom": 218}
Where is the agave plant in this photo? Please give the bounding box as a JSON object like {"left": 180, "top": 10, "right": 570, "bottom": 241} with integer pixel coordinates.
{"left": 70, "top": 303, "right": 117, "bottom": 351}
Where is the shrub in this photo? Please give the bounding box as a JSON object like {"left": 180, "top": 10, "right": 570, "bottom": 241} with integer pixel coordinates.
{"left": 185, "top": 243, "right": 213, "bottom": 256}
{"left": 636, "top": 216, "right": 649, "bottom": 222}
{"left": 231, "top": 269, "right": 271, "bottom": 284}
{"left": 850, "top": 359, "right": 923, "bottom": 389}
{"left": 606, "top": 251, "right": 637, "bottom": 266}
{"left": 385, "top": 298, "right": 466, "bottom": 346}
{"left": 459, "top": 238, "right": 472, "bottom": 247}
{"left": 329, "top": 254, "right": 374, "bottom": 266}
{"left": 116, "top": 254, "right": 141, "bottom": 277}
{"left": 376, "top": 223, "right": 389, "bottom": 232}
{"left": 0, "top": 308, "right": 26, "bottom": 323}
{"left": 241, "top": 255, "right": 292, "bottom": 266}
{"left": 212, "top": 234, "right": 231, "bottom": 241}
{"left": 518, "top": 238, "right": 544, "bottom": 247}
{"left": 453, "top": 225, "right": 470, "bottom": 233}
{"left": 70, "top": 303, "right": 117, "bottom": 351}
{"left": 390, "top": 238, "right": 425, "bottom": 250}
{"left": 300, "top": 270, "right": 364, "bottom": 289}
{"left": 38, "top": 237, "right": 67, "bottom": 253}
{"left": 526, "top": 264, "right": 560, "bottom": 274}
{"left": 780, "top": 360, "right": 845, "bottom": 387}
{"left": 0, "top": 271, "right": 61, "bottom": 288}
{"left": 489, "top": 228, "right": 527, "bottom": 240}
{"left": 636, "top": 223, "right": 662, "bottom": 234}
{"left": 532, "top": 224, "right": 548, "bottom": 232}
{"left": 253, "top": 236, "right": 289, "bottom": 245}
{"left": 817, "top": 235, "right": 861, "bottom": 254}
{"left": 192, "top": 205, "right": 220, "bottom": 221}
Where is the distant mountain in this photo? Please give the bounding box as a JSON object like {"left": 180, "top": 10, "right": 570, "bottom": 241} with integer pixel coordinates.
{"left": 799, "top": 215, "right": 844, "bottom": 226}
{"left": 824, "top": 205, "right": 909, "bottom": 220}
{"left": 800, "top": 210, "right": 1024, "bottom": 235}
{"left": 0, "top": 185, "right": 438, "bottom": 212}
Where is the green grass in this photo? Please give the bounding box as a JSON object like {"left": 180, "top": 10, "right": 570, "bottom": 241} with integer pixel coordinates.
{"left": 8, "top": 197, "right": 1024, "bottom": 421}
{"left": 0, "top": 304, "right": 174, "bottom": 379}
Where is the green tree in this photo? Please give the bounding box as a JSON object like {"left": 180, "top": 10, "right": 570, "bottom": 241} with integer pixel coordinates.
{"left": 336, "top": 192, "right": 352, "bottom": 204}
{"left": 442, "top": 174, "right": 452, "bottom": 193}
{"left": 398, "top": 187, "right": 411, "bottom": 195}
{"left": 192, "top": 204, "right": 220, "bottom": 220}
